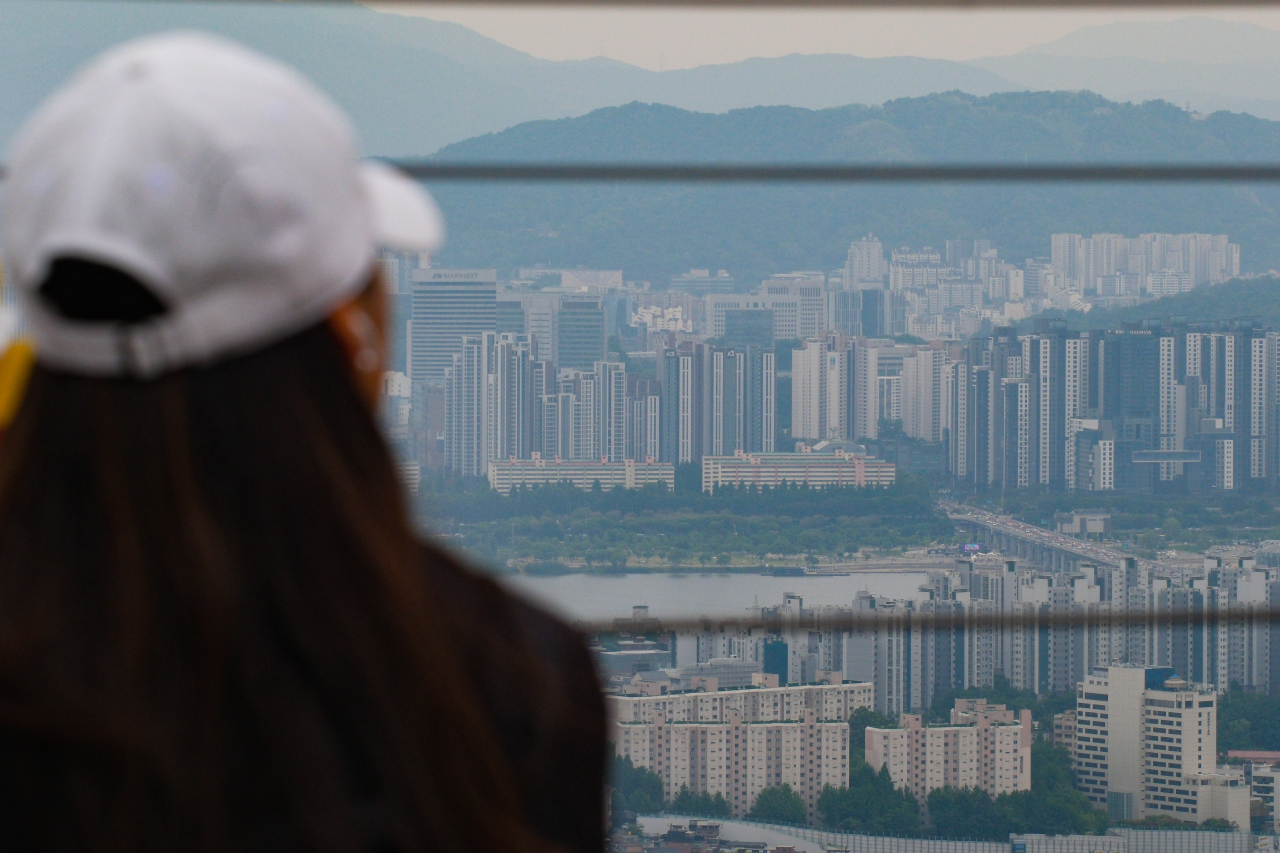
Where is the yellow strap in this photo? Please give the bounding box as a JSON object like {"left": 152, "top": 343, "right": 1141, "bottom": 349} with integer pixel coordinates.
{"left": 0, "top": 339, "right": 35, "bottom": 429}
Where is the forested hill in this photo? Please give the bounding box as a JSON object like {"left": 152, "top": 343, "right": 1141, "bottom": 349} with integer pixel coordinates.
{"left": 426, "top": 93, "right": 1280, "bottom": 280}
{"left": 1030, "top": 277, "right": 1280, "bottom": 332}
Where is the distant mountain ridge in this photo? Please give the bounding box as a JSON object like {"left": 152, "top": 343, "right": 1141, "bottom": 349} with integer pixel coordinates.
{"left": 972, "top": 17, "right": 1280, "bottom": 121}
{"left": 9, "top": 3, "right": 1280, "bottom": 154}
{"left": 1019, "top": 16, "right": 1280, "bottom": 63}
{"left": 0, "top": 0, "right": 1016, "bottom": 156}
{"left": 425, "top": 93, "right": 1280, "bottom": 281}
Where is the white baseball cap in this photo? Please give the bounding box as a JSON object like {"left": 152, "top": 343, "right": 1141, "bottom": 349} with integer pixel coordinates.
{"left": 1, "top": 31, "right": 445, "bottom": 378}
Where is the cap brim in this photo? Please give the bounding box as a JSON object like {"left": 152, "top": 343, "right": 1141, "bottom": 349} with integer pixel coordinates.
{"left": 360, "top": 160, "right": 446, "bottom": 253}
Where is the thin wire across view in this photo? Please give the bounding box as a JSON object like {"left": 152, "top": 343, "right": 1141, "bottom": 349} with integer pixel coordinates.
{"left": 392, "top": 161, "right": 1280, "bottom": 183}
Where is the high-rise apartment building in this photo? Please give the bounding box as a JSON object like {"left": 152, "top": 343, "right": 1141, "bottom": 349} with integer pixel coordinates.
{"left": 660, "top": 343, "right": 775, "bottom": 463}
{"left": 846, "top": 235, "right": 885, "bottom": 288}
{"left": 409, "top": 268, "right": 497, "bottom": 383}
{"left": 557, "top": 297, "right": 606, "bottom": 371}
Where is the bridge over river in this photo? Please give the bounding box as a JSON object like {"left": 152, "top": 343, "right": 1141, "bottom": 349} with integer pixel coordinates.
{"left": 944, "top": 504, "right": 1151, "bottom": 573}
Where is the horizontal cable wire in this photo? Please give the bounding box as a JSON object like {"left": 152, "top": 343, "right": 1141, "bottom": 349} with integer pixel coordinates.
{"left": 579, "top": 605, "right": 1280, "bottom": 635}
{"left": 388, "top": 161, "right": 1280, "bottom": 183}
{"left": 153, "top": 0, "right": 1280, "bottom": 7}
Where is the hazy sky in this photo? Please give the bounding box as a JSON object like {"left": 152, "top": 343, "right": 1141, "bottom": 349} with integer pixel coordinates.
{"left": 366, "top": 4, "right": 1280, "bottom": 70}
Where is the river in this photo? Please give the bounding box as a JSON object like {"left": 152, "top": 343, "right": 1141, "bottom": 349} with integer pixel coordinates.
{"left": 500, "top": 571, "right": 927, "bottom": 623}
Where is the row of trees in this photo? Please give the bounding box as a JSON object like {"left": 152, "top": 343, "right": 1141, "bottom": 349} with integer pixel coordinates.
{"left": 420, "top": 475, "right": 954, "bottom": 567}
{"left": 425, "top": 472, "right": 945, "bottom": 524}
{"left": 609, "top": 754, "right": 798, "bottom": 828}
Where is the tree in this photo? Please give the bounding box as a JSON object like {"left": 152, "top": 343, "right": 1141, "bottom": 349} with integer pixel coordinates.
{"left": 818, "top": 765, "right": 922, "bottom": 837}
{"left": 748, "top": 784, "right": 807, "bottom": 825}
{"left": 670, "top": 785, "right": 732, "bottom": 818}
{"left": 928, "top": 787, "right": 1013, "bottom": 841}
{"left": 848, "top": 706, "right": 898, "bottom": 766}
{"left": 1200, "top": 818, "right": 1236, "bottom": 832}
{"left": 609, "top": 755, "right": 666, "bottom": 827}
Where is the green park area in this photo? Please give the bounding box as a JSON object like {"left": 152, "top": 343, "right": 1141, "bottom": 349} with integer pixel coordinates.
{"left": 417, "top": 472, "right": 955, "bottom": 572}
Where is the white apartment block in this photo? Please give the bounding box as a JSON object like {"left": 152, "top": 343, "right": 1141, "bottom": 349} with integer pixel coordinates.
{"left": 615, "top": 708, "right": 849, "bottom": 821}
{"left": 606, "top": 681, "right": 874, "bottom": 728}
{"left": 1051, "top": 233, "right": 1238, "bottom": 294}
{"left": 701, "top": 450, "right": 895, "bottom": 492}
{"left": 486, "top": 455, "right": 674, "bottom": 494}
{"left": 846, "top": 235, "right": 885, "bottom": 287}
{"left": 1074, "top": 665, "right": 1248, "bottom": 828}
{"left": 864, "top": 701, "right": 1032, "bottom": 801}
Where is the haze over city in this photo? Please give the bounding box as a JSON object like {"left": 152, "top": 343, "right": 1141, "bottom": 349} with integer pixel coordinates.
{"left": 370, "top": 3, "right": 1280, "bottom": 70}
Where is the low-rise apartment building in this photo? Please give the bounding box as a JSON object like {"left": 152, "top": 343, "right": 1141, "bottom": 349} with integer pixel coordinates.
{"left": 865, "top": 699, "right": 1032, "bottom": 800}
{"left": 701, "top": 450, "right": 894, "bottom": 493}
{"left": 606, "top": 681, "right": 874, "bottom": 727}
{"left": 615, "top": 708, "right": 849, "bottom": 822}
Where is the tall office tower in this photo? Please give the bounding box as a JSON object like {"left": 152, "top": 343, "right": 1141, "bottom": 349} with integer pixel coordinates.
{"left": 825, "top": 290, "right": 862, "bottom": 337}
{"left": 724, "top": 309, "right": 774, "bottom": 350}
{"left": 1075, "top": 666, "right": 1243, "bottom": 826}
{"left": 944, "top": 240, "right": 972, "bottom": 269}
{"left": 505, "top": 291, "right": 560, "bottom": 362}
{"left": 444, "top": 335, "right": 487, "bottom": 477}
{"left": 595, "top": 361, "right": 628, "bottom": 463}
{"left": 660, "top": 343, "right": 705, "bottom": 464}
{"left": 845, "top": 234, "right": 884, "bottom": 288}
{"left": 486, "top": 333, "right": 535, "bottom": 462}
{"left": 859, "top": 288, "right": 888, "bottom": 338}
{"left": 1096, "top": 328, "right": 1161, "bottom": 491}
{"left": 495, "top": 299, "right": 526, "bottom": 336}
{"left": 760, "top": 274, "right": 826, "bottom": 339}
{"left": 887, "top": 290, "right": 907, "bottom": 337}
{"left": 626, "top": 378, "right": 662, "bottom": 461}
{"left": 557, "top": 297, "right": 606, "bottom": 371}
{"left": 409, "top": 268, "right": 497, "bottom": 383}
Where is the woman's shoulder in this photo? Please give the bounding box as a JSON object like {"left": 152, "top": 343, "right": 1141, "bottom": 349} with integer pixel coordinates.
{"left": 413, "top": 539, "right": 589, "bottom": 668}
{"left": 412, "top": 540, "right": 606, "bottom": 853}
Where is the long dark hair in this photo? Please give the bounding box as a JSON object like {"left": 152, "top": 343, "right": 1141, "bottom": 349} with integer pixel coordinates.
{"left": 0, "top": 314, "right": 547, "bottom": 851}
